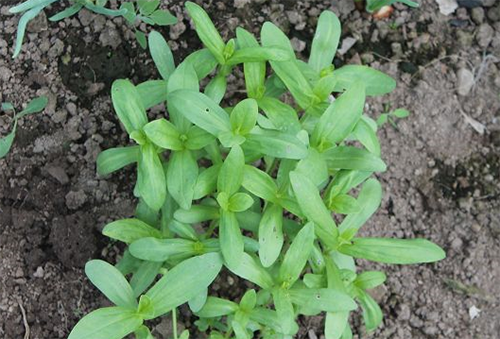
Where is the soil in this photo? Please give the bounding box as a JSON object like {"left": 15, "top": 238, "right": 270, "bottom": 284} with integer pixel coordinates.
{"left": 1, "top": 0, "right": 499, "bottom": 338}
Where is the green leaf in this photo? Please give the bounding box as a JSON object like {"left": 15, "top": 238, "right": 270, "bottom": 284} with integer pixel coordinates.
{"left": 185, "top": 126, "right": 216, "bottom": 150}
{"left": 0, "top": 121, "right": 17, "bottom": 159}
{"left": 149, "top": 9, "right": 177, "bottom": 26}
{"left": 218, "top": 145, "right": 244, "bottom": 195}
{"left": 9, "top": 0, "right": 54, "bottom": 13}
{"left": 174, "top": 205, "right": 219, "bottom": 224}
{"left": 137, "top": 80, "right": 168, "bottom": 109}
{"left": 96, "top": 146, "right": 140, "bottom": 176}
{"left": 16, "top": 96, "right": 48, "bottom": 118}
{"left": 129, "top": 238, "right": 196, "bottom": 262}
{"left": 85, "top": 260, "right": 137, "bottom": 308}
{"left": 130, "top": 261, "right": 161, "bottom": 297}
{"left": 230, "top": 98, "right": 258, "bottom": 136}
{"left": 240, "top": 289, "right": 257, "bottom": 311}
{"left": 329, "top": 194, "right": 360, "bottom": 214}
{"left": 279, "top": 222, "right": 315, "bottom": 285}
{"left": 258, "top": 204, "right": 284, "bottom": 267}
{"left": 229, "top": 193, "right": 254, "bottom": 212}
{"left": 193, "top": 165, "right": 220, "bottom": 199}
{"left": 309, "top": 11, "right": 341, "bottom": 73}
{"left": 392, "top": 108, "right": 410, "bottom": 118}
{"left": 325, "top": 312, "right": 349, "bottom": 339}
{"left": 167, "top": 90, "right": 231, "bottom": 136}
{"left": 120, "top": 2, "right": 136, "bottom": 24}
{"left": 146, "top": 253, "right": 223, "bottom": 318}
{"left": 312, "top": 73, "right": 338, "bottom": 102}
{"left": 148, "top": 31, "right": 175, "bottom": 80}
{"left": 85, "top": 3, "right": 128, "bottom": 16}
{"left": 185, "top": 1, "right": 226, "bottom": 64}
{"left": 339, "top": 238, "right": 446, "bottom": 264}
{"left": 143, "top": 119, "right": 182, "bottom": 150}
{"left": 205, "top": 74, "right": 227, "bottom": 104}
{"left": 241, "top": 165, "right": 278, "bottom": 202}
{"left": 332, "top": 65, "right": 396, "bottom": 96}
{"left": 272, "top": 289, "right": 297, "bottom": 335}
{"left": 167, "top": 62, "right": 199, "bottom": 95}
{"left": 225, "top": 47, "right": 290, "bottom": 65}
{"left": 289, "top": 171, "right": 338, "bottom": 249}
{"left": 312, "top": 83, "right": 365, "bottom": 148}
{"left": 12, "top": 3, "right": 51, "bottom": 58}
{"left": 219, "top": 210, "right": 244, "bottom": 268}
{"left": 236, "top": 28, "right": 265, "bottom": 99}
{"left": 138, "top": 143, "right": 166, "bottom": 211}
{"left": 169, "top": 220, "right": 198, "bottom": 240}
{"left": 289, "top": 288, "right": 357, "bottom": 313}
{"left": 111, "top": 80, "right": 148, "bottom": 134}
{"left": 102, "top": 218, "right": 162, "bottom": 243}
{"left": 183, "top": 49, "right": 218, "bottom": 80}
{"left": 188, "top": 288, "right": 208, "bottom": 312}
{"left": 352, "top": 117, "right": 381, "bottom": 155}
{"left": 135, "top": 325, "right": 155, "bottom": 339}
{"left": 138, "top": 0, "right": 159, "bottom": 17}
{"left": 68, "top": 307, "right": 143, "bottom": 339}
{"left": 256, "top": 97, "right": 301, "bottom": 134}
{"left": 135, "top": 30, "right": 148, "bottom": 49}
{"left": 261, "top": 22, "right": 315, "bottom": 109}
{"left": 246, "top": 128, "right": 308, "bottom": 160}
{"left": 338, "top": 179, "right": 382, "bottom": 240}
{"left": 196, "top": 297, "right": 239, "bottom": 317}
{"left": 354, "top": 271, "right": 386, "bottom": 290}
{"left": 323, "top": 147, "right": 386, "bottom": 172}
{"left": 226, "top": 252, "right": 274, "bottom": 289}
{"left": 167, "top": 150, "right": 198, "bottom": 210}
{"left": 295, "top": 148, "right": 329, "bottom": 187}
{"left": 357, "top": 289, "right": 383, "bottom": 331}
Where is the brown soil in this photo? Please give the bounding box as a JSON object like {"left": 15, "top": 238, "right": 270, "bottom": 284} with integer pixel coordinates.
{"left": 0, "top": 0, "right": 499, "bottom": 338}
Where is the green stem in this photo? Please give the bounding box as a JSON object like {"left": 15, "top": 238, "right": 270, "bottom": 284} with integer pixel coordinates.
{"left": 172, "top": 308, "right": 178, "bottom": 339}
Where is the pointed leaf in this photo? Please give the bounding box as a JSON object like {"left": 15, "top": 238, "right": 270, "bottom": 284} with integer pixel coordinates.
{"left": 85, "top": 260, "right": 137, "bottom": 308}
{"left": 103, "top": 218, "right": 162, "bottom": 243}
{"left": 112, "top": 80, "right": 148, "bottom": 134}
{"left": 339, "top": 238, "right": 446, "bottom": 264}
{"left": 146, "top": 253, "right": 223, "bottom": 318}
{"left": 148, "top": 31, "right": 175, "bottom": 80}
{"left": 309, "top": 11, "right": 341, "bottom": 73}
{"left": 167, "top": 150, "right": 198, "bottom": 210}
{"left": 68, "top": 307, "right": 143, "bottom": 339}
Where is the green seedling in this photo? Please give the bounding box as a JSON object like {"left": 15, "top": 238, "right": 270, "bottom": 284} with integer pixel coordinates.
{"left": 0, "top": 96, "right": 47, "bottom": 158}
{"left": 70, "top": 3, "right": 445, "bottom": 339}
{"left": 8, "top": 0, "right": 177, "bottom": 58}
{"left": 377, "top": 107, "right": 410, "bottom": 128}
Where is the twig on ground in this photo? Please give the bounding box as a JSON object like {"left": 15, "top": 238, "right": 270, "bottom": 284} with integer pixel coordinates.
{"left": 17, "top": 298, "right": 30, "bottom": 339}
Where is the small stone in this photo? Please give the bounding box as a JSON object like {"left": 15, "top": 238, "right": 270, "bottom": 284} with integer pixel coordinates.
{"left": 398, "top": 303, "right": 411, "bottom": 320}
{"left": 457, "top": 0, "right": 483, "bottom": 8}
{"left": 476, "top": 24, "right": 494, "bottom": 48}
{"left": 234, "top": 0, "right": 251, "bottom": 8}
{"left": 66, "top": 102, "right": 77, "bottom": 116}
{"left": 99, "top": 27, "right": 122, "bottom": 49}
{"left": 290, "top": 37, "right": 306, "bottom": 52}
{"left": 487, "top": 5, "right": 500, "bottom": 21}
{"left": 456, "top": 30, "right": 474, "bottom": 47}
{"left": 27, "top": 11, "right": 48, "bottom": 32}
{"left": 483, "top": 0, "right": 496, "bottom": 7}
{"left": 45, "top": 166, "right": 69, "bottom": 185}
{"left": 451, "top": 237, "right": 463, "bottom": 250}
{"left": 436, "top": 0, "right": 458, "bottom": 15}
{"left": 14, "top": 267, "right": 24, "bottom": 278}
{"left": 456, "top": 68, "right": 474, "bottom": 96}
{"left": 78, "top": 9, "right": 94, "bottom": 26}
{"left": 337, "top": 37, "right": 357, "bottom": 55}
{"left": 471, "top": 7, "right": 485, "bottom": 24}
{"left": 33, "top": 266, "right": 44, "bottom": 278}
{"left": 48, "top": 39, "right": 64, "bottom": 58}
{"left": 65, "top": 190, "right": 87, "bottom": 210}
{"left": 0, "top": 66, "right": 12, "bottom": 82}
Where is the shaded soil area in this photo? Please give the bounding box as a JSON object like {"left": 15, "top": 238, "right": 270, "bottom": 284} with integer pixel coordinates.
{"left": 0, "top": 0, "right": 499, "bottom": 338}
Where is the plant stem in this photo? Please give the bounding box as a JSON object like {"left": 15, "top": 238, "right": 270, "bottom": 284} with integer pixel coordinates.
{"left": 172, "top": 308, "right": 178, "bottom": 339}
